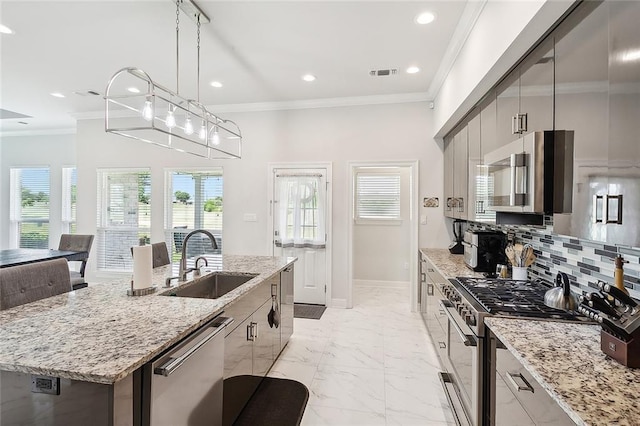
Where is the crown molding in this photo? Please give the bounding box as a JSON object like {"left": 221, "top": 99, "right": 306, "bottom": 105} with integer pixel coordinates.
{"left": 426, "top": 0, "right": 487, "bottom": 101}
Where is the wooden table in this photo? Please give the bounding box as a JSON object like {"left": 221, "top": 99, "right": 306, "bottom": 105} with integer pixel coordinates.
{"left": 0, "top": 249, "right": 88, "bottom": 268}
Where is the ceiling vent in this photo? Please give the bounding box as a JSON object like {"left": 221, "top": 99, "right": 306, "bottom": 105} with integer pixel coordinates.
{"left": 73, "top": 90, "right": 101, "bottom": 97}
{"left": 369, "top": 68, "right": 398, "bottom": 77}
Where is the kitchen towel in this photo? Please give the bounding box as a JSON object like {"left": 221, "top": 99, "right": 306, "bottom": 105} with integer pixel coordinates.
{"left": 132, "top": 245, "right": 153, "bottom": 290}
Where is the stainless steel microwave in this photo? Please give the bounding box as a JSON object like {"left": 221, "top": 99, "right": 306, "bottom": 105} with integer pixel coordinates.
{"left": 482, "top": 130, "right": 574, "bottom": 214}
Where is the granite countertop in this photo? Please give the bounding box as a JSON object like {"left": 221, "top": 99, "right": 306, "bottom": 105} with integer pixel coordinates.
{"left": 419, "top": 248, "right": 484, "bottom": 279}
{"left": 0, "top": 255, "right": 295, "bottom": 385}
{"left": 485, "top": 317, "right": 640, "bottom": 426}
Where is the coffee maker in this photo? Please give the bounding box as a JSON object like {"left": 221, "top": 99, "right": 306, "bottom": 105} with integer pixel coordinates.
{"left": 448, "top": 219, "right": 464, "bottom": 255}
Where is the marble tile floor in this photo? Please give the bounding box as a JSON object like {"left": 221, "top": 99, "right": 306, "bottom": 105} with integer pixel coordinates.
{"left": 268, "top": 284, "right": 456, "bottom": 426}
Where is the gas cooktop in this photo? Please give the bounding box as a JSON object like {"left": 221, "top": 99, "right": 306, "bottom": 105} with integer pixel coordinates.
{"left": 454, "top": 276, "right": 592, "bottom": 322}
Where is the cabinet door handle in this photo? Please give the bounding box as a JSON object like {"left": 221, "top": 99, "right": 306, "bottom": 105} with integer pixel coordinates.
{"left": 506, "top": 372, "right": 534, "bottom": 393}
{"left": 446, "top": 197, "right": 454, "bottom": 211}
{"left": 421, "top": 272, "right": 426, "bottom": 283}
{"left": 457, "top": 197, "right": 464, "bottom": 212}
{"left": 252, "top": 321, "right": 259, "bottom": 339}
{"left": 247, "top": 323, "right": 254, "bottom": 341}
{"left": 438, "top": 342, "right": 446, "bottom": 349}
{"left": 593, "top": 194, "right": 603, "bottom": 223}
{"left": 605, "top": 194, "right": 623, "bottom": 224}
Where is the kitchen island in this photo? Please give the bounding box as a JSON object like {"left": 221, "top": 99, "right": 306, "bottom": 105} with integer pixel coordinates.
{"left": 0, "top": 255, "right": 294, "bottom": 384}
{"left": 0, "top": 255, "right": 295, "bottom": 425}
{"left": 486, "top": 317, "right": 640, "bottom": 426}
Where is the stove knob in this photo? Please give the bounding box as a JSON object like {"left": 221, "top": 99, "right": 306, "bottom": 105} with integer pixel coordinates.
{"left": 466, "top": 313, "right": 477, "bottom": 326}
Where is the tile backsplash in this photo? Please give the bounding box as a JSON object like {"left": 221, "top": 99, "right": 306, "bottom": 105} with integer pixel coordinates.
{"left": 469, "top": 218, "right": 640, "bottom": 300}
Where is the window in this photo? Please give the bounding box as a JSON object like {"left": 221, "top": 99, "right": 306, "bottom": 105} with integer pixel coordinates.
{"left": 96, "top": 169, "right": 151, "bottom": 271}
{"left": 9, "top": 167, "right": 51, "bottom": 248}
{"left": 165, "top": 169, "right": 223, "bottom": 264}
{"left": 274, "top": 173, "right": 326, "bottom": 248}
{"left": 355, "top": 171, "right": 401, "bottom": 220}
{"left": 62, "top": 167, "right": 77, "bottom": 233}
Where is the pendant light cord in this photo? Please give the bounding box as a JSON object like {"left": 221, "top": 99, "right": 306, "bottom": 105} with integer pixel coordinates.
{"left": 197, "top": 15, "right": 201, "bottom": 103}
{"left": 175, "top": 0, "right": 180, "bottom": 94}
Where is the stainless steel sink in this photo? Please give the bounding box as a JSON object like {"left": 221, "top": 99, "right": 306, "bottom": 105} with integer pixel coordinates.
{"left": 162, "top": 273, "right": 258, "bottom": 299}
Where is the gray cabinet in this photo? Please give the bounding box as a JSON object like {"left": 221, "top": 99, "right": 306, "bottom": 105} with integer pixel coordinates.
{"left": 444, "top": 125, "right": 469, "bottom": 219}
{"left": 419, "top": 254, "right": 448, "bottom": 369}
{"left": 279, "top": 265, "right": 294, "bottom": 352}
{"left": 496, "top": 39, "right": 554, "bottom": 149}
{"left": 553, "top": 1, "right": 640, "bottom": 248}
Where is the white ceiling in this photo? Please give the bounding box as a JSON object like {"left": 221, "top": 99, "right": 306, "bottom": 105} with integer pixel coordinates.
{"left": 0, "top": 0, "right": 474, "bottom": 135}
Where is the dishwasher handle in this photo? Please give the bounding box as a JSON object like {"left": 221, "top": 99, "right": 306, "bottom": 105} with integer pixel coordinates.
{"left": 154, "top": 316, "right": 233, "bottom": 377}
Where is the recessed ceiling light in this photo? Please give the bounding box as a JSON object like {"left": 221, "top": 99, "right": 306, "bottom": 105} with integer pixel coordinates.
{"left": 302, "top": 74, "right": 316, "bottom": 82}
{"left": 127, "top": 87, "right": 141, "bottom": 93}
{"left": 0, "top": 24, "right": 14, "bottom": 35}
{"left": 210, "top": 81, "right": 223, "bottom": 88}
{"left": 416, "top": 12, "right": 436, "bottom": 25}
{"left": 50, "top": 92, "right": 65, "bottom": 98}
{"left": 407, "top": 66, "right": 420, "bottom": 74}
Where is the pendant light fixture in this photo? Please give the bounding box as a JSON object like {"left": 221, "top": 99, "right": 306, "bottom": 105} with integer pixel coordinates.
{"left": 104, "top": 0, "right": 242, "bottom": 159}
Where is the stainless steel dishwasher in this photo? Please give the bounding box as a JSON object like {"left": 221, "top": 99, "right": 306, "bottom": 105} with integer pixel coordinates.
{"left": 142, "top": 315, "right": 233, "bottom": 426}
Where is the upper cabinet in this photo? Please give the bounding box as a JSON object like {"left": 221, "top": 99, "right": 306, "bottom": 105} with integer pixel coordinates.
{"left": 553, "top": 1, "right": 640, "bottom": 247}
{"left": 495, "top": 38, "right": 555, "bottom": 149}
{"left": 444, "top": 124, "right": 468, "bottom": 220}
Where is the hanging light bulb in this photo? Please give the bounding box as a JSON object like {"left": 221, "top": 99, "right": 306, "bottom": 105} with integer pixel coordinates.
{"left": 210, "top": 125, "right": 220, "bottom": 145}
{"left": 199, "top": 121, "right": 207, "bottom": 140}
{"left": 165, "top": 106, "right": 176, "bottom": 129}
{"left": 142, "top": 97, "right": 153, "bottom": 121}
{"left": 184, "top": 114, "right": 194, "bottom": 135}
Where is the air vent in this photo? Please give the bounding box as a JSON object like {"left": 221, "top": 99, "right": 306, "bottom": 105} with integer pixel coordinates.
{"left": 369, "top": 68, "right": 398, "bottom": 77}
{"left": 73, "top": 90, "right": 101, "bottom": 97}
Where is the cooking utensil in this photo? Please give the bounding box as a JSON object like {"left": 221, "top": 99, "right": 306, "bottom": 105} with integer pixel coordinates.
{"left": 505, "top": 244, "right": 516, "bottom": 266}
{"left": 599, "top": 281, "right": 638, "bottom": 308}
{"left": 544, "top": 272, "right": 578, "bottom": 311}
{"left": 585, "top": 293, "right": 621, "bottom": 319}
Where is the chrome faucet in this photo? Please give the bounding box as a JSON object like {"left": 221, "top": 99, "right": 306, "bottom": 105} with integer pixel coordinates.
{"left": 179, "top": 229, "right": 218, "bottom": 280}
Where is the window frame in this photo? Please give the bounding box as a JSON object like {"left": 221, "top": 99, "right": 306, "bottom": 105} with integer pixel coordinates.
{"left": 354, "top": 170, "right": 402, "bottom": 225}
{"left": 9, "top": 166, "right": 51, "bottom": 248}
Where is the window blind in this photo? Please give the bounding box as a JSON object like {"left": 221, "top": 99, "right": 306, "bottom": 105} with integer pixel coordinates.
{"left": 355, "top": 173, "right": 401, "bottom": 220}
{"left": 165, "top": 169, "right": 223, "bottom": 267}
{"left": 62, "top": 167, "right": 77, "bottom": 233}
{"left": 96, "top": 169, "right": 151, "bottom": 271}
{"left": 9, "top": 167, "right": 50, "bottom": 248}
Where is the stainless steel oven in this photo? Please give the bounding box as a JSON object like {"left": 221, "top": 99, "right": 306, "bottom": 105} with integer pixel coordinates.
{"left": 439, "top": 299, "right": 482, "bottom": 426}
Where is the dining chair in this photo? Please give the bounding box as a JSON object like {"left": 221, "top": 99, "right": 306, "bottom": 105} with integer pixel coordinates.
{"left": 151, "top": 242, "right": 171, "bottom": 268}
{"left": 130, "top": 242, "right": 171, "bottom": 268}
{"left": 0, "top": 258, "right": 72, "bottom": 310}
{"left": 58, "top": 234, "right": 94, "bottom": 288}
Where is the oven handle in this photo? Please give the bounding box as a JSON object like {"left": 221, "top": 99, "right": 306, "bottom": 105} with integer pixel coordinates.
{"left": 439, "top": 300, "right": 477, "bottom": 347}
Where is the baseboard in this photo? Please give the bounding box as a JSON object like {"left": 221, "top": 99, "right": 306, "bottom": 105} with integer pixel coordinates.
{"left": 353, "top": 279, "right": 410, "bottom": 289}
{"left": 330, "top": 298, "right": 347, "bottom": 309}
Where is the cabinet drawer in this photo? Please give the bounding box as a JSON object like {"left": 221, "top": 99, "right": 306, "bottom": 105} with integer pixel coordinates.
{"left": 495, "top": 348, "right": 574, "bottom": 425}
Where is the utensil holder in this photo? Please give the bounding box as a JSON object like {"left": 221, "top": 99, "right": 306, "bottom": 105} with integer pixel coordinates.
{"left": 601, "top": 329, "right": 640, "bottom": 368}
{"left": 512, "top": 267, "right": 528, "bottom": 281}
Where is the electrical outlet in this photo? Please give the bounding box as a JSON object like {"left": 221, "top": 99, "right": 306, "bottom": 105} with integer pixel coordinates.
{"left": 420, "top": 215, "right": 427, "bottom": 225}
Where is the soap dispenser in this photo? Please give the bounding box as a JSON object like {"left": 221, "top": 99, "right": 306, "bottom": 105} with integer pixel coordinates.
{"left": 614, "top": 254, "right": 629, "bottom": 295}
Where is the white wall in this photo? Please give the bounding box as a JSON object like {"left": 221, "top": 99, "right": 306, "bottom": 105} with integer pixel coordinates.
{"left": 0, "top": 133, "right": 76, "bottom": 249}
{"left": 75, "top": 101, "right": 449, "bottom": 303}
{"left": 432, "top": 0, "right": 575, "bottom": 138}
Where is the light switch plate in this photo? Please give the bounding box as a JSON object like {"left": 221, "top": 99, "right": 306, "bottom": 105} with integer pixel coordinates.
{"left": 420, "top": 215, "right": 427, "bottom": 225}
{"left": 243, "top": 213, "right": 257, "bottom": 222}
